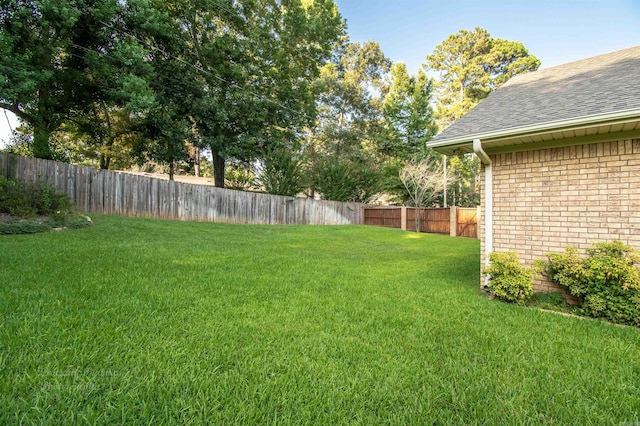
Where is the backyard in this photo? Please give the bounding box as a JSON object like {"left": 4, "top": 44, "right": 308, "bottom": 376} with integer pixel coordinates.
{"left": 1, "top": 216, "right": 638, "bottom": 424}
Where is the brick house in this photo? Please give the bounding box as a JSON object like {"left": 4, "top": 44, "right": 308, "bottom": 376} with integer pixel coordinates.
{"left": 427, "top": 46, "right": 640, "bottom": 291}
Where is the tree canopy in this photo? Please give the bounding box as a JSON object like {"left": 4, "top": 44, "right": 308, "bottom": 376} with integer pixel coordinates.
{"left": 426, "top": 27, "right": 540, "bottom": 129}
{"left": 0, "top": 0, "right": 153, "bottom": 158}
{"left": 2, "top": 8, "right": 541, "bottom": 205}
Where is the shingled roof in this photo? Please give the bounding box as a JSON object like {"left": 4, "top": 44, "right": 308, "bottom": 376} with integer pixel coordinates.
{"left": 428, "top": 46, "right": 640, "bottom": 155}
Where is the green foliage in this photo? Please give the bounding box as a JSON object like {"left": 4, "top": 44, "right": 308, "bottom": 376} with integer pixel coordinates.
{"left": 446, "top": 154, "right": 480, "bottom": 207}
{"left": 260, "top": 144, "right": 306, "bottom": 197}
{"left": 153, "top": 0, "right": 345, "bottom": 186}
{"left": 0, "top": 0, "right": 152, "bottom": 159}
{"left": 308, "top": 41, "right": 391, "bottom": 162}
{"left": 312, "top": 156, "right": 383, "bottom": 203}
{"left": 0, "top": 176, "right": 91, "bottom": 234}
{"left": 532, "top": 291, "right": 566, "bottom": 307}
{"left": 541, "top": 241, "right": 640, "bottom": 326}
{"left": 0, "top": 213, "right": 91, "bottom": 235}
{"left": 381, "top": 63, "right": 437, "bottom": 160}
{"left": 2, "top": 0, "right": 343, "bottom": 184}
{"left": 484, "top": 251, "right": 536, "bottom": 305}
{"left": 60, "top": 107, "right": 142, "bottom": 170}
{"left": 379, "top": 160, "right": 408, "bottom": 204}
{"left": 0, "top": 176, "right": 75, "bottom": 220}
{"left": 0, "top": 221, "right": 51, "bottom": 235}
{"left": 2, "top": 132, "right": 33, "bottom": 157}
{"left": 426, "top": 27, "right": 540, "bottom": 129}
{"left": 133, "top": 104, "right": 190, "bottom": 181}
{"left": 222, "top": 160, "right": 257, "bottom": 191}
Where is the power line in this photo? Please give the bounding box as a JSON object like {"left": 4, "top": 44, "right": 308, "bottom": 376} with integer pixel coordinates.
{"left": 67, "top": 41, "right": 304, "bottom": 124}
{"left": 84, "top": 6, "right": 308, "bottom": 117}
{"left": 4, "top": 109, "right": 15, "bottom": 135}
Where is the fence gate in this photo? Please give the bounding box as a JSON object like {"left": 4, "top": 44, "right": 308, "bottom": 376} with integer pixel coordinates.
{"left": 457, "top": 208, "right": 478, "bottom": 238}
{"left": 364, "top": 206, "right": 478, "bottom": 238}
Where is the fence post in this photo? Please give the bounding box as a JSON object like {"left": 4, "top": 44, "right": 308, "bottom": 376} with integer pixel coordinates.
{"left": 400, "top": 206, "right": 407, "bottom": 230}
{"left": 450, "top": 206, "right": 457, "bottom": 237}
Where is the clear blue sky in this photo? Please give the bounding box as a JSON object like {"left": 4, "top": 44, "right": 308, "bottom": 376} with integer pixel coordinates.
{"left": 334, "top": 0, "right": 640, "bottom": 73}
{"left": 2, "top": 0, "right": 640, "bottom": 145}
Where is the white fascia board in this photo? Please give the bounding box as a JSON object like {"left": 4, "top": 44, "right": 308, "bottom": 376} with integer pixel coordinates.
{"left": 427, "top": 108, "right": 640, "bottom": 150}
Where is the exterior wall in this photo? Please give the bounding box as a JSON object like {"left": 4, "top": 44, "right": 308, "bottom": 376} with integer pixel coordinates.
{"left": 479, "top": 139, "right": 640, "bottom": 292}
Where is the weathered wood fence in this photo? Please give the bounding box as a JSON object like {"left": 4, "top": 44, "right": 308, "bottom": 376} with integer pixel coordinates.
{"left": 0, "top": 153, "right": 365, "bottom": 225}
{"left": 364, "top": 206, "right": 479, "bottom": 238}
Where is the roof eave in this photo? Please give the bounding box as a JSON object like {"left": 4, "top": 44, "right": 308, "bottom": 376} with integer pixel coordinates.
{"left": 427, "top": 108, "right": 640, "bottom": 155}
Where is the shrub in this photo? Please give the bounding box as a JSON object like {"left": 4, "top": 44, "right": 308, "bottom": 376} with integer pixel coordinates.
{"left": 0, "top": 221, "right": 51, "bottom": 235}
{"left": 223, "top": 161, "right": 257, "bottom": 191}
{"left": 541, "top": 240, "right": 640, "bottom": 326}
{"left": 0, "top": 177, "right": 74, "bottom": 219}
{"left": 0, "top": 177, "right": 89, "bottom": 234}
{"left": 311, "top": 157, "right": 383, "bottom": 203}
{"left": 260, "top": 144, "right": 306, "bottom": 197}
{"left": 484, "top": 251, "right": 536, "bottom": 305}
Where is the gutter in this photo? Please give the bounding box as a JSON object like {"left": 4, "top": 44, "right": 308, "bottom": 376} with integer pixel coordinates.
{"left": 473, "top": 139, "right": 492, "bottom": 289}
{"left": 428, "top": 107, "right": 640, "bottom": 150}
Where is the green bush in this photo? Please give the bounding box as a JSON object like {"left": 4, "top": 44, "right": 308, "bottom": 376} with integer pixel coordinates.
{"left": 0, "top": 177, "right": 90, "bottom": 234}
{"left": 311, "top": 157, "right": 383, "bottom": 203}
{"left": 541, "top": 240, "right": 640, "bottom": 326}
{"left": 223, "top": 160, "right": 257, "bottom": 191}
{"left": 0, "top": 221, "right": 51, "bottom": 235}
{"left": 0, "top": 176, "right": 31, "bottom": 217}
{"left": 484, "top": 251, "right": 536, "bottom": 305}
{"left": 0, "top": 177, "right": 74, "bottom": 219}
{"left": 260, "top": 144, "right": 306, "bottom": 197}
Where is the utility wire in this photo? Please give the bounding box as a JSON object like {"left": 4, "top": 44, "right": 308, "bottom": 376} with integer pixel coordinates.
{"left": 4, "top": 109, "right": 15, "bottom": 135}
{"left": 67, "top": 42, "right": 301, "bottom": 124}
{"left": 84, "top": 5, "right": 306, "bottom": 117}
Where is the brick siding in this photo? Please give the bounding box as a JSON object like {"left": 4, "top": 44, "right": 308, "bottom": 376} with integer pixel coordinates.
{"left": 479, "top": 139, "right": 640, "bottom": 292}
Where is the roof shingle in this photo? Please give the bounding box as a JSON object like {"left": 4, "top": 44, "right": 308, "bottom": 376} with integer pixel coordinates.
{"left": 430, "top": 46, "right": 640, "bottom": 144}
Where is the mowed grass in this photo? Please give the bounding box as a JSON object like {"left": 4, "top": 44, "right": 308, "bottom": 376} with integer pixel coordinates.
{"left": 1, "top": 216, "right": 639, "bottom": 425}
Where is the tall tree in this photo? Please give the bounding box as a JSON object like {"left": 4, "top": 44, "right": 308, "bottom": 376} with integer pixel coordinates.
{"left": 148, "top": 0, "right": 344, "bottom": 187}
{"left": 133, "top": 103, "right": 191, "bottom": 181}
{"left": 310, "top": 40, "right": 391, "bottom": 161}
{"left": 380, "top": 63, "right": 436, "bottom": 160}
{"left": 302, "top": 40, "right": 390, "bottom": 199}
{"left": 0, "top": 0, "right": 153, "bottom": 158}
{"left": 426, "top": 27, "right": 540, "bottom": 129}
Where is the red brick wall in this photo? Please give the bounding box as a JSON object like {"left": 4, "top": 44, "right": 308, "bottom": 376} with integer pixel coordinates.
{"left": 479, "top": 139, "right": 640, "bottom": 292}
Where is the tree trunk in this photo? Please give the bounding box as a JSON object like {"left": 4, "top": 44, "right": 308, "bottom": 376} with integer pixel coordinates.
{"left": 335, "top": 111, "right": 344, "bottom": 159}
{"left": 33, "top": 121, "right": 53, "bottom": 159}
{"left": 169, "top": 160, "right": 175, "bottom": 181}
{"left": 100, "top": 103, "right": 113, "bottom": 170}
{"left": 194, "top": 148, "right": 200, "bottom": 177}
{"left": 212, "top": 149, "right": 225, "bottom": 188}
{"left": 100, "top": 154, "right": 111, "bottom": 170}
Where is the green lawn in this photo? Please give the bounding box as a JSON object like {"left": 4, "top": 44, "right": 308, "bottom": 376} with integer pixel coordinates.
{"left": 1, "top": 215, "right": 638, "bottom": 424}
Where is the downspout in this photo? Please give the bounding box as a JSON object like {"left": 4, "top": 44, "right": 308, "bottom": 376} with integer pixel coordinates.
{"left": 473, "top": 139, "right": 492, "bottom": 289}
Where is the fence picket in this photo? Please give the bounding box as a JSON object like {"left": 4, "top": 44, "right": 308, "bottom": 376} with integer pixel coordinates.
{"left": 0, "top": 153, "right": 365, "bottom": 226}
{"left": 364, "top": 206, "right": 478, "bottom": 238}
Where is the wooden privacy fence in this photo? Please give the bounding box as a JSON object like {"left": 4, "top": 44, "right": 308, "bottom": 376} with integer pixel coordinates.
{"left": 364, "top": 206, "right": 479, "bottom": 238}
{"left": 0, "top": 153, "right": 365, "bottom": 225}
{"left": 456, "top": 207, "right": 478, "bottom": 239}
